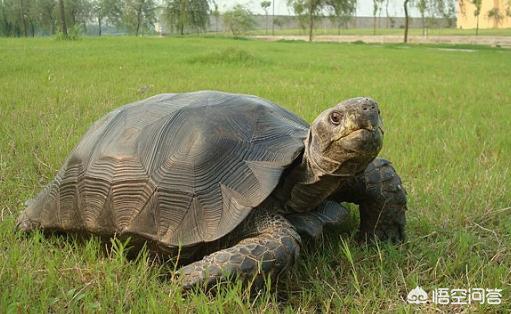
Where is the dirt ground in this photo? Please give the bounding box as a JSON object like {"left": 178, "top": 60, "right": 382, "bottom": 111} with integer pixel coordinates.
{"left": 253, "top": 35, "right": 511, "bottom": 47}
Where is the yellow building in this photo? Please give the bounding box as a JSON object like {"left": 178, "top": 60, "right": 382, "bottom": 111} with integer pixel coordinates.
{"left": 457, "top": 0, "right": 511, "bottom": 29}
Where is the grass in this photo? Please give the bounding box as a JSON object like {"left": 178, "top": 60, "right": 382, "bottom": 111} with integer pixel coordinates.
{"left": 0, "top": 36, "right": 510, "bottom": 312}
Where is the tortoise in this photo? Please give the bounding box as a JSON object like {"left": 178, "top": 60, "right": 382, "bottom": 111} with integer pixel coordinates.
{"left": 16, "top": 91, "right": 406, "bottom": 289}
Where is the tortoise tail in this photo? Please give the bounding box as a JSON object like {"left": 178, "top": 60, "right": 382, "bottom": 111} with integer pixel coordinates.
{"left": 15, "top": 180, "right": 59, "bottom": 233}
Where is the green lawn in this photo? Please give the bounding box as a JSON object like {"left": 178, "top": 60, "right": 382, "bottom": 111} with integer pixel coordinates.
{"left": 0, "top": 37, "right": 510, "bottom": 312}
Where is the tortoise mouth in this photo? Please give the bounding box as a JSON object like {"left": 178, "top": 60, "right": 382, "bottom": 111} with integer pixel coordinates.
{"left": 340, "top": 126, "right": 384, "bottom": 154}
{"left": 339, "top": 125, "right": 383, "bottom": 139}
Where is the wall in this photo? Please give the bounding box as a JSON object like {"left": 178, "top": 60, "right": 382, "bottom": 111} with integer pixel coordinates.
{"left": 159, "top": 15, "right": 456, "bottom": 35}
{"left": 457, "top": 0, "right": 511, "bottom": 29}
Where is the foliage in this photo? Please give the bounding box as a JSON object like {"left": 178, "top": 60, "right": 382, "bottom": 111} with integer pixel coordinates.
{"left": 164, "top": 0, "right": 210, "bottom": 35}
{"left": 121, "top": 0, "right": 156, "bottom": 35}
{"left": 33, "top": 0, "right": 58, "bottom": 34}
{"left": 287, "top": 0, "right": 357, "bottom": 41}
{"left": 91, "top": 0, "right": 122, "bottom": 35}
{"left": 261, "top": 0, "right": 271, "bottom": 34}
{"left": 273, "top": 16, "right": 285, "bottom": 29}
{"left": 487, "top": 7, "right": 505, "bottom": 27}
{"left": 287, "top": 0, "right": 308, "bottom": 31}
{"left": 223, "top": 4, "right": 255, "bottom": 37}
{"left": 435, "top": 0, "right": 456, "bottom": 27}
{"left": 55, "top": 23, "right": 81, "bottom": 39}
{"left": 261, "top": 0, "right": 271, "bottom": 12}
{"left": 371, "top": 0, "right": 384, "bottom": 34}
{"left": 471, "top": 0, "right": 482, "bottom": 35}
{"left": 326, "top": 0, "right": 357, "bottom": 33}
{"left": 0, "top": 0, "right": 101, "bottom": 36}
{"left": 0, "top": 0, "right": 35, "bottom": 36}
{"left": 287, "top": 0, "right": 325, "bottom": 41}
{"left": 416, "top": 0, "right": 428, "bottom": 32}
{"left": 65, "top": 0, "right": 92, "bottom": 28}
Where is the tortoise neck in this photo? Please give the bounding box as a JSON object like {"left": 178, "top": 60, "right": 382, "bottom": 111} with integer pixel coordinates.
{"left": 277, "top": 136, "right": 347, "bottom": 213}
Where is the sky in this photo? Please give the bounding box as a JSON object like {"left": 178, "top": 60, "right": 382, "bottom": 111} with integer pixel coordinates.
{"left": 215, "top": 0, "right": 427, "bottom": 17}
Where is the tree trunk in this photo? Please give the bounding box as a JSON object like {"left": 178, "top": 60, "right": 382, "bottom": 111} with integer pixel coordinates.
{"left": 20, "top": 0, "right": 27, "bottom": 36}
{"left": 58, "top": 0, "right": 68, "bottom": 37}
{"left": 403, "top": 0, "right": 410, "bottom": 43}
{"left": 71, "top": 10, "right": 76, "bottom": 27}
{"left": 308, "top": 9, "right": 314, "bottom": 42}
{"left": 98, "top": 16, "right": 102, "bottom": 36}
{"left": 272, "top": 0, "right": 275, "bottom": 36}
{"left": 136, "top": 7, "right": 142, "bottom": 36}
{"left": 385, "top": 0, "right": 389, "bottom": 28}
{"left": 50, "top": 20, "right": 55, "bottom": 34}
{"left": 422, "top": 14, "right": 425, "bottom": 36}
{"left": 30, "top": 19, "right": 35, "bottom": 36}
{"left": 476, "top": 15, "right": 479, "bottom": 35}
{"left": 265, "top": 13, "right": 268, "bottom": 35}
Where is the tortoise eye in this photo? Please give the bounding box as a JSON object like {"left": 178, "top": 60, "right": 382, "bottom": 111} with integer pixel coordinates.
{"left": 330, "top": 112, "right": 342, "bottom": 125}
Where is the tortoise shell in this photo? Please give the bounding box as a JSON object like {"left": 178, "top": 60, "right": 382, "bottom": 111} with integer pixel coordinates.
{"left": 22, "top": 91, "right": 309, "bottom": 247}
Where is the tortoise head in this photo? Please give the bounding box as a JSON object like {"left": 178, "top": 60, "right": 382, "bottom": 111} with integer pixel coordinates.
{"left": 307, "top": 97, "right": 384, "bottom": 176}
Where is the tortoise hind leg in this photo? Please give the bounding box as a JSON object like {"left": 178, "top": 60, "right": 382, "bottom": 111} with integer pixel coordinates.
{"left": 178, "top": 210, "right": 301, "bottom": 290}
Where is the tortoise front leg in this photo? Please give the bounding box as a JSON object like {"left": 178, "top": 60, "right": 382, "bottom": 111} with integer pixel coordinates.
{"left": 178, "top": 210, "right": 301, "bottom": 290}
{"left": 333, "top": 158, "right": 407, "bottom": 243}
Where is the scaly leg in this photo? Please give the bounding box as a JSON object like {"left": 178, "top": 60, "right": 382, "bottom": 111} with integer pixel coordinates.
{"left": 178, "top": 210, "right": 301, "bottom": 290}
{"left": 333, "top": 158, "right": 407, "bottom": 243}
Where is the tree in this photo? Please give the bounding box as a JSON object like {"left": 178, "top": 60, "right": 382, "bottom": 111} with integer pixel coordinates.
{"left": 471, "top": 0, "right": 482, "bottom": 35}
{"left": 211, "top": 2, "right": 219, "bottom": 32}
{"left": 436, "top": 0, "right": 456, "bottom": 27}
{"left": 0, "top": 0, "right": 15, "bottom": 36}
{"left": 65, "top": 0, "right": 92, "bottom": 31}
{"left": 261, "top": 0, "right": 271, "bottom": 34}
{"left": 488, "top": 7, "right": 504, "bottom": 27}
{"left": 33, "top": 0, "right": 58, "bottom": 35}
{"left": 385, "top": 0, "right": 390, "bottom": 28}
{"left": 327, "top": 0, "right": 356, "bottom": 34}
{"left": 288, "top": 0, "right": 325, "bottom": 42}
{"left": 122, "top": 0, "right": 156, "bottom": 35}
{"left": 4, "top": 0, "right": 33, "bottom": 36}
{"left": 0, "top": 1, "right": 8, "bottom": 36}
{"left": 417, "top": 0, "right": 427, "bottom": 35}
{"left": 372, "top": 0, "right": 384, "bottom": 34}
{"left": 58, "top": 0, "right": 68, "bottom": 37}
{"left": 273, "top": 15, "right": 284, "bottom": 30}
{"left": 92, "top": 0, "right": 122, "bottom": 36}
{"left": 403, "top": 0, "right": 410, "bottom": 43}
{"left": 272, "top": 0, "right": 275, "bottom": 35}
{"left": 223, "top": 4, "right": 255, "bottom": 37}
{"left": 0, "top": 0, "right": 55, "bottom": 36}
{"left": 164, "top": 0, "right": 209, "bottom": 35}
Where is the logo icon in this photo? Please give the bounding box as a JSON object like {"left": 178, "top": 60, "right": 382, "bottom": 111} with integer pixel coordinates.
{"left": 407, "top": 286, "right": 429, "bottom": 304}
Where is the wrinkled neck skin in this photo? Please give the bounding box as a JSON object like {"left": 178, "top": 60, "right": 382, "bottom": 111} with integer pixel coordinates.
{"left": 275, "top": 131, "right": 373, "bottom": 214}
